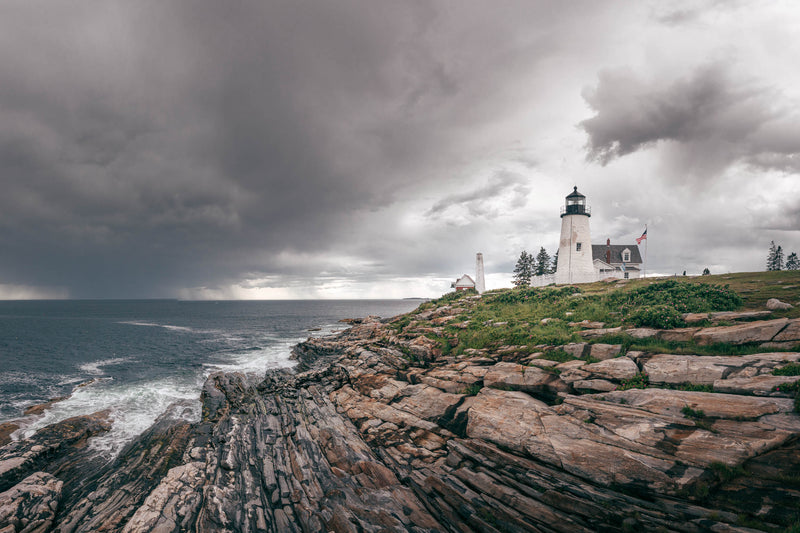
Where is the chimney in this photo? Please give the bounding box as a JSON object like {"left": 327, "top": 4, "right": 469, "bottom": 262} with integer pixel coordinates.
{"left": 606, "top": 239, "right": 611, "bottom": 263}
{"left": 475, "top": 253, "right": 486, "bottom": 294}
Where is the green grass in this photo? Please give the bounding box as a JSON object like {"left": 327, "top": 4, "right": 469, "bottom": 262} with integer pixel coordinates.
{"left": 773, "top": 363, "right": 800, "bottom": 376}
{"left": 709, "top": 460, "right": 748, "bottom": 485}
{"left": 461, "top": 383, "right": 483, "bottom": 396}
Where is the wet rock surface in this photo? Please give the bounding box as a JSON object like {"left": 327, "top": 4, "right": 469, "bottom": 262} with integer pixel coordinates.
{"left": 1, "top": 315, "right": 799, "bottom": 532}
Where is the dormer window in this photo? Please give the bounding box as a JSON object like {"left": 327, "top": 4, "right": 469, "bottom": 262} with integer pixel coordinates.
{"left": 622, "top": 249, "right": 630, "bottom": 262}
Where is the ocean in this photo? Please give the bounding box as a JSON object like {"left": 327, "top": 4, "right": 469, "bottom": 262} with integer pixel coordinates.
{"left": 0, "top": 299, "right": 421, "bottom": 457}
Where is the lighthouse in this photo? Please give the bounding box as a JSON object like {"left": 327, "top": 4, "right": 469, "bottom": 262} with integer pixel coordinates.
{"left": 555, "top": 186, "right": 596, "bottom": 285}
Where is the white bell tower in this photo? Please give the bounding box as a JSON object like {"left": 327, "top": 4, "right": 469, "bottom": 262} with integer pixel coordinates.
{"left": 555, "top": 186, "right": 595, "bottom": 285}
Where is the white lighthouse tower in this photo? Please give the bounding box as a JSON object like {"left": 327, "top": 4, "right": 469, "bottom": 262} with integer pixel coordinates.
{"left": 555, "top": 186, "right": 596, "bottom": 285}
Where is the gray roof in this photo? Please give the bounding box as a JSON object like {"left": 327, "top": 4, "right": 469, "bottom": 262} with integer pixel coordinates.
{"left": 592, "top": 244, "right": 643, "bottom": 264}
{"left": 566, "top": 186, "right": 585, "bottom": 199}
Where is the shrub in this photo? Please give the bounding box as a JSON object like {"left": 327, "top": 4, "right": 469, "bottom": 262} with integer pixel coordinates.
{"left": 626, "top": 304, "right": 684, "bottom": 329}
{"left": 618, "top": 372, "right": 649, "bottom": 390}
{"left": 487, "top": 285, "right": 581, "bottom": 305}
{"left": 681, "top": 406, "right": 706, "bottom": 419}
{"left": 773, "top": 380, "right": 800, "bottom": 394}
{"left": 609, "top": 280, "right": 742, "bottom": 328}
{"left": 772, "top": 380, "right": 800, "bottom": 413}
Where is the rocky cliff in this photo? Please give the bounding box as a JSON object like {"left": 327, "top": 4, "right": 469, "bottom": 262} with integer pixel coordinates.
{"left": 2, "top": 277, "right": 800, "bottom": 532}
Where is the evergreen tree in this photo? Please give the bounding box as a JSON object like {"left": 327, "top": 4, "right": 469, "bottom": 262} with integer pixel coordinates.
{"left": 534, "top": 247, "right": 551, "bottom": 276}
{"left": 512, "top": 251, "right": 534, "bottom": 287}
{"left": 550, "top": 250, "right": 558, "bottom": 274}
{"left": 776, "top": 245, "right": 784, "bottom": 270}
{"left": 767, "top": 241, "right": 779, "bottom": 271}
{"left": 702, "top": 268, "right": 710, "bottom": 276}
{"left": 787, "top": 252, "right": 799, "bottom": 271}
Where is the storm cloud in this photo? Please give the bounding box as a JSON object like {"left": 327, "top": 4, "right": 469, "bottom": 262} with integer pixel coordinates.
{"left": 580, "top": 64, "right": 800, "bottom": 178}
{"left": 0, "top": 1, "right": 798, "bottom": 298}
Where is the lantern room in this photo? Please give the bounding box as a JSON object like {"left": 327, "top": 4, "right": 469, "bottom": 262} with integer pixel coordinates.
{"left": 560, "top": 186, "right": 591, "bottom": 217}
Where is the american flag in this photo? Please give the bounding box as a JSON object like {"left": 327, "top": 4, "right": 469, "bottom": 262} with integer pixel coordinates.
{"left": 636, "top": 228, "right": 647, "bottom": 245}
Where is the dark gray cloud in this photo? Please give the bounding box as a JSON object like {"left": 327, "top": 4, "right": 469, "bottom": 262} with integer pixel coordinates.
{"left": 2, "top": 0, "right": 588, "bottom": 296}
{"left": 579, "top": 64, "right": 800, "bottom": 178}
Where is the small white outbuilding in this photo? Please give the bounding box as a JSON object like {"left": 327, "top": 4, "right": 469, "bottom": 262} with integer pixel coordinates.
{"left": 451, "top": 274, "right": 476, "bottom": 292}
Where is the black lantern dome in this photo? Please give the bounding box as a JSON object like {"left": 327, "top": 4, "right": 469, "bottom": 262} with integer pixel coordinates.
{"left": 561, "top": 186, "right": 591, "bottom": 217}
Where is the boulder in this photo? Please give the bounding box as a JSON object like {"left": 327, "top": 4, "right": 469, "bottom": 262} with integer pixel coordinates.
{"left": 568, "top": 320, "right": 605, "bottom": 329}
{"left": 644, "top": 354, "right": 730, "bottom": 385}
{"left": 391, "top": 384, "right": 464, "bottom": 423}
{"left": 0, "top": 422, "right": 19, "bottom": 448}
{"left": 683, "top": 313, "right": 710, "bottom": 324}
{"left": 623, "top": 328, "right": 657, "bottom": 339}
{"left": 657, "top": 328, "right": 699, "bottom": 342}
{"left": 625, "top": 351, "right": 646, "bottom": 362}
{"left": 712, "top": 375, "right": 799, "bottom": 396}
{"left": 572, "top": 379, "right": 617, "bottom": 392}
{"left": 582, "top": 358, "right": 638, "bottom": 381}
{"left": 709, "top": 310, "right": 773, "bottom": 321}
{"left": 407, "top": 335, "right": 441, "bottom": 360}
{"left": 561, "top": 343, "right": 587, "bottom": 358}
{"left": 417, "top": 367, "right": 485, "bottom": 394}
{"left": 592, "top": 388, "right": 794, "bottom": 419}
{"left": 693, "top": 318, "right": 789, "bottom": 345}
{"left": 766, "top": 298, "right": 794, "bottom": 310}
{"left": 527, "top": 358, "right": 558, "bottom": 369}
{"left": 773, "top": 318, "right": 800, "bottom": 342}
{"left": 483, "top": 362, "right": 568, "bottom": 395}
{"left": 557, "top": 360, "right": 590, "bottom": 384}
{"left": 644, "top": 352, "right": 800, "bottom": 386}
{"left": 466, "top": 388, "right": 561, "bottom": 465}
{"left": 579, "top": 327, "right": 622, "bottom": 339}
{"left": 588, "top": 344, "right": 622, "bottom": 361}
{"left": 577, "top": 389, "right": 800, "bottom": 467}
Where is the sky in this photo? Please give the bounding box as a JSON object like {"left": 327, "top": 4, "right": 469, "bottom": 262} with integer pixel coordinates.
{"left": 1, "top": 0, "right": 799, "bottom": 299}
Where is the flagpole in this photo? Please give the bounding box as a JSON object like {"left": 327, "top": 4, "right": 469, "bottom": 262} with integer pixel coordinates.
{"left": 644, "top": 224, "right": 648, "bottom": 278}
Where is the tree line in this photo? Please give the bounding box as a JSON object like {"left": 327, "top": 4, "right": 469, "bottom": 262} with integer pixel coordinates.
{"left": 767, "top": 241, "right": 799, "bottom": 271}
{"left": 513, "top": 247, "right": 557, "bottom": 287}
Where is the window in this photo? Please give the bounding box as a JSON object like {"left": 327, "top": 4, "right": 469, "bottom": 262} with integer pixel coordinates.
{"left": 622, "top": 249, "right": 630, "bottom": 262}
{"left": 624, "top": 272, "right": 629, "bottom": 279}
{"left": 576, "top": 242, "right": 582, "bottom": 251}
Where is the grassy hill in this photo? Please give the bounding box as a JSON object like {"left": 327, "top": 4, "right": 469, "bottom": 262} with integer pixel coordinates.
{"left": 391, "top": 271, "right": 800, "bottom": 359}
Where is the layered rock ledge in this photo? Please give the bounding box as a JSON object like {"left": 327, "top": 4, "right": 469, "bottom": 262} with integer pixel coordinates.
{"left": 2, "top": 312, "right": 800, "bottom": 532}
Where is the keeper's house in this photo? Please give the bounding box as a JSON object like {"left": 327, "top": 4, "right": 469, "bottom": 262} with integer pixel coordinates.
{"left": 592, "top": 239, "right": 643, "bottom": 280}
